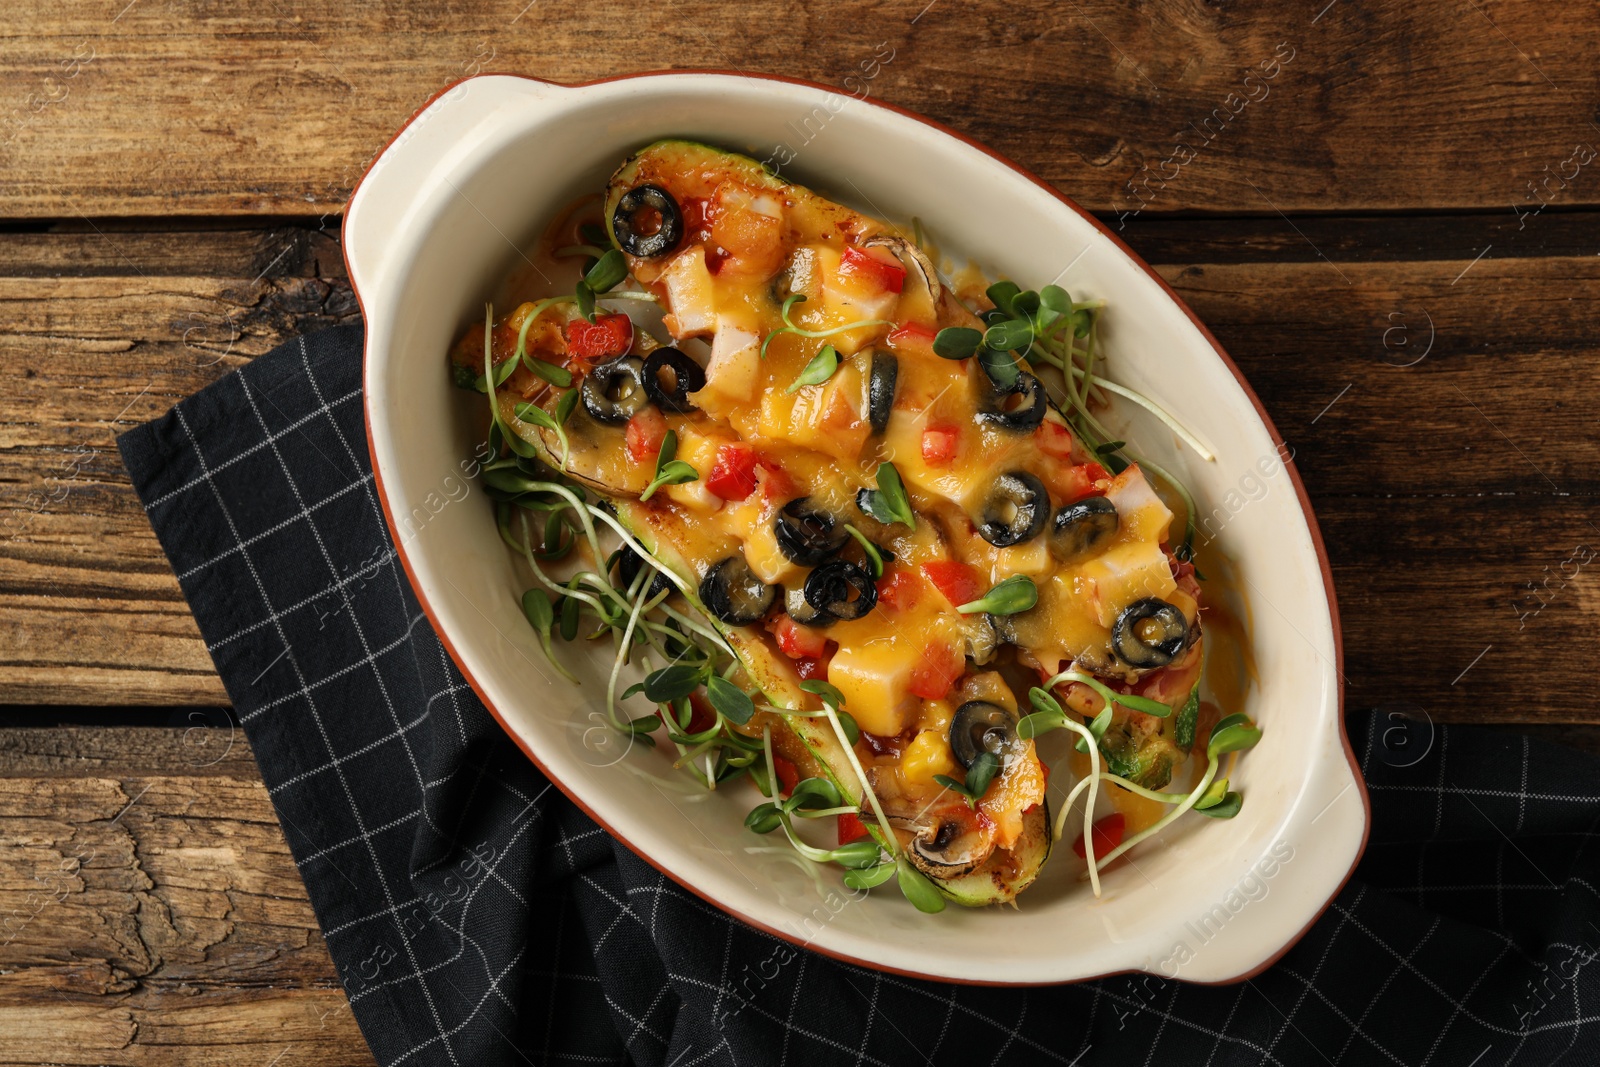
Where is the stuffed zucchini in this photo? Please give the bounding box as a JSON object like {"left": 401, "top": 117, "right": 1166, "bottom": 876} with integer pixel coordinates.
{"left": 448, "top": 140, "right": 1260, "bottom": 911}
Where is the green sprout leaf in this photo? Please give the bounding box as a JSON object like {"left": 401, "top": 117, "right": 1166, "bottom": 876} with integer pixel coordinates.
{"left": 829, "top": 838, "right": 883, "bottom": 869}
{"left": 1040, "top": 284, "right": 1073, "bottom": 314}
{"left": 639, "top": 430, "right": 699, "bottom": 502}
{"left": 958, "top": 574, "right": 1037, "bottom": 616}
{"left": 933, "top": 750, "right": 1001, "bottom": 808}
{"left": 932, "top": 326, "right": 983, "bottom": 360}
{"left": 857, "top": 462, "right": 916, "bottom": 529}
{"left": 558, "top": 592, "right": 579, "bottom": 641}
{"left": 642, "top": 663, "right": 704, "bottom": 703}
{"left": 706, "top": 675, "right": 754, "bottom": 725}
{"left": 978, "top": 346, "right": 1021, "bottom": 388}
{"left": 1195, "top": 776, "right": 1230, "bottom": 810}
{"left": 1195, "top": 791, "right": 1244, "bottom": 819}
{"left": 523, "top": 355, "right": 572, "bottom": 387}
{"left": 985, "top": 280, "right": 1021, "bottom": 318}
{"left": 1095, "top": 440, "right": 1126, "bottom": 455}
{"left": 836, "top": 710, "right": 861, "bottom": 747}
{"left": 983, "top": 318, "right": 1035, "bottom": 352}
{"left": 842, "top": 523, "right": 885, "bottom": 578}
{"left": 579, "top": 221, "right": 611, "bottom": 248}
{"left": 1207, "top": 716, "right": 1263, "bottom": 762}
{"left": 1073, "top": 706, "right": 1114, "bottom": 754}
{"left": 584, "top": 249, "right": 628, "bottom": 293}
{"left": 843, "top": 861, "right": 897, "bottom": 890}
{"left": 786, "top": 344, "right": 839, "bottom": 393}
{"left": 575, "top": 281, "right": 596, "bottom": 322}
{"left": 799, "top": 679, "right": 847, "bottom": 708}
{"left": 555, "top": 387, "right": 580, "bottom": 425}
{"left": 513, "top": 401, "right": 559, "bottom": 433}
{"left": 896, "top": 859, "right": 946, "bottom": 913}
{"left": 1174, "top": 686, "right": 1200, "bottom": 751}
{"left": 744, "top": 804, "right": 783, "bottom": 834}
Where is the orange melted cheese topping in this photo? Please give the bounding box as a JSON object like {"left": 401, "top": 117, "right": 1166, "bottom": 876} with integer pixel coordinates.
{"left": 497, "top": 143, "right": 1199, "bottom": 838}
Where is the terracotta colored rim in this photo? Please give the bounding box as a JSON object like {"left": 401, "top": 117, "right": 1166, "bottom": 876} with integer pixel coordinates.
{"left": 348, "top": 68, "right": 1371, "bottom": 987}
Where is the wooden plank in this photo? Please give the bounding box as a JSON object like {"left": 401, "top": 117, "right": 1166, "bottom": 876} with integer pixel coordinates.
{"left": 0, "top": 727, "right": 373, "bottom": 1067}
{"left": 0, "top": 1, "right": 1597, "bottom": 217}
{"left": 2, "top": 224, "right": 1597, "bottom": 719}
{"left": 1, "top": 226, "right": 354, "bottom": 706}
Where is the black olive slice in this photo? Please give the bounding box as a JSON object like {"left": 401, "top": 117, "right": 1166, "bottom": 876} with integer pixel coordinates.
{"left": 1051, "top": 495, "right": 1119, "bottom": 562}
{"left": 775, "top": 497, "right": 849, "bottom": 566}
{"left": 615, "top": 545, "right": 672, "bottom": 599}
{"left": 802, "top": 560, "right": 877, "bottom": 622}
{"left": 580, "top": 356, "right": 651, "bottom": 426}
{"left": 948, "top": 701, "right": 1018, "bottom": 769}
{"left": 612, "top": 184, "right": 684, "bottom": 259}
{"left": 976, "top": 371, "right": 1046, "bottom": 431}
{"left": 641, "top": 347, "right": 705, "bottom": 413}
{"left": 699, "top": 556, "right": 780, "bottom": 626}
{"left": 977, "top": 471, "right": 1050, "bottom": 547}
{"left": 867, "top": 351, "right": 898, "bottom": 434}
{"left": 1111, "top": 597, "right": 1190, "bottom": 668}
{"left": 784, "top": 586, "right": 834, "bottom": 628}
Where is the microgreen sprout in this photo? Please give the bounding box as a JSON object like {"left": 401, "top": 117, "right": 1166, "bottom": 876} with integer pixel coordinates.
{"left": 639, "top": 430, "right": 699, "bottom": 502}
{"left": 760, "top": 294, "right": 892, "bottom": 359}
{"left": 856, "top": 462, "right": 916, "bottom": 529}
{"left": 957, "top": 574, "right": 1037, "bottom": 616}
{"left": 786, "top": 344, "right": 839, "bottom": 393}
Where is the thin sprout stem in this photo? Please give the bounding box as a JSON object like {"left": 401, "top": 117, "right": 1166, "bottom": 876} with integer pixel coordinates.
{"left": 819, "top": 701, "right": 898, "bottom": 858}
{"left": 1094, "top": 761, "right": 1221, "bottom": 872}
{"left": 1060, "top": 363, "right": 1215, "bottom": 461}
{"left": 1054, "top": 718, "right": 1105, "bottom": 898}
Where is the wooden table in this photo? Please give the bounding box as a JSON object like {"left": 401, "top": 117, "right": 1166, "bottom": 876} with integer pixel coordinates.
{"left": 4, "top": 1, "right": 1598, "bottom": 1061}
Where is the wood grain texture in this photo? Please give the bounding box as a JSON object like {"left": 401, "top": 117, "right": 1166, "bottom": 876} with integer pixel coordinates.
{"left": 0, "top": 727, "right": 374, "bottom": 1067}
{"left": 3, "top": 220, "right": 1598, "bottom": 719}
{"left": 1, "top": 225, "right": 356, "bottom": 705}
{"left": 0, "top": 1, "right": 1596, "bottom": 217}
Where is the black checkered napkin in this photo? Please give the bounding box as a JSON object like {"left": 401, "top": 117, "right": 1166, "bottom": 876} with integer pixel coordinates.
{"left": 119, "top": 323, "right": 1600, "bottom": 1066}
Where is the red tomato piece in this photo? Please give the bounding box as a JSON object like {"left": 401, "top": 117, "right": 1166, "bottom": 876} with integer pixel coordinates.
{"left": 874, "top": 569, "right": 921, "bottom": 612}
{"left": 921, "top": 424, "right": 960, "bottom": 465}
{"left": 767, "top": 614, "right": 829, "bottom": 660}
{"left": 836, "top": 812, "right": 869, "bottom": 846}
{"left": 624, "top": 408, "right": 668, "bottom": 463}
{"left": 1071, "top": 812, "right": 1127, "bottom": 859}
{"left": 921, "top": 560, "right": 982, "bottom": 610}
{"left": 773, "top": 754, "right": 799, "bottom": 798}
{"left": 887, "top": 322, "right": 937, "bottom": 349}
{"left": 565, "top": 312, "right": 633, "bottom": 361}
{"left": 908, "top": 642, "right": 965, "bottom": 701}
{"left": 839, "top": 245, "right": 907, "bottom": 293}
{"left": 705, "top": 444, "right": 760, "bottom": 500}
{"left": 1034, "top": 419, "right": 1076, "bottom": 461}
{"left": 793, "top": 643, "right": 836, "bottom": 681}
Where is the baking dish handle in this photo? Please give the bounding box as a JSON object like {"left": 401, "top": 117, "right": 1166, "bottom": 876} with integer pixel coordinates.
{"left": 342, "top": 75, "right": 572, "bottom": 305}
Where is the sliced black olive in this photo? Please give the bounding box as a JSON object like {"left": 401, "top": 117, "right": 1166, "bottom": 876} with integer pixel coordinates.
{"left": 977, "top": 471, "right": 1050, "bottom": 547}
{"left": 867, "top": 351, "right": 898, "bottom": 434}
{"left": 699, "top": 556, "right": 780, "bottom": 626}
{"left": 1112, "top": 597, "right": 1190, "bottom": 669}
{"left": 976, "top": 370, "right": 1046, "bottom": 431}
{"left": 802, "top": 560, "right": 877, "bottom": 622}
{"left": 611, "top": 184, "right": 683, "bottom": 259}
{"left": 949, "top": 701, "right": 1018, "bottom": 769}
{"left": 641, "top": 347, "right": 705, "bottom": 413}
{"left": 615, "top": 545, "right": 672, "bottom": 598}
{"left": 784, "top": 586, "right": 834, "bottom": 628}
{"left": 775, "top": 497, "right": 848, "bottom": 566}
{"left": 580, "top": 356, "right": 650, "bottom": 426}
{"left": 1051, "top": 495, "right": 1119, "bottom": 562}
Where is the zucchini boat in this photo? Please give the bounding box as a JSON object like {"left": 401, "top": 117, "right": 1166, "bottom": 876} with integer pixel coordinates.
{"left": 449, "top": 140, "right": 1255, "bottom": 911}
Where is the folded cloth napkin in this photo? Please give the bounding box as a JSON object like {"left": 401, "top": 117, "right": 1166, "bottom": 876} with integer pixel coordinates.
{"left": 119, "top": 323, "right": 1600, "bottom": 1067}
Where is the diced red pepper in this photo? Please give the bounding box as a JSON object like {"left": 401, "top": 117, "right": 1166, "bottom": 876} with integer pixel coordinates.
{"left": 1083, "top": 461, "right": 1111, "bottom": 483}
{"left": 874, "top": 569, "right": 921, "bottom": 612}
{"left": 793, "top": 644, "right": 835, "bottom": 681}
{"left": 773, "top": 754, "right": 799, "bottom": 798}
{"left": 921, "top": 424, "right": 960, "bottom": 465}
{"left": 837, "top": 812, "right": 869, "bottom": 846}
{"left": 767, "top": 614, "right": 830, "bottom": 660}
{"left": 754, "top": 457, "right": 795, "bottom": 501}
{"left": 1034, "top": 419, "right": 1076, "bottom": 461}
{"left": 921, "top": 560, "right": 982, "bottom": 611}
{"left": 705, "top": 444, "right": 760, "bottom": 500}
{"left": 839, "top": 245, "right": 907, "bottom": 293}
{"left": 908, "top": 642, "right": 965, "bottom": 701}
{"left": 624, "top": 408, "right": 669, "bottom": 463}
{"left": 1071, "top": 812, "right": 1126, "bottom": 859}
{"left": 565, "top": 312, "right": 633, "bottom": 361}
{"left": 886, "top": 322, "right": 938, "bottom": 359}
